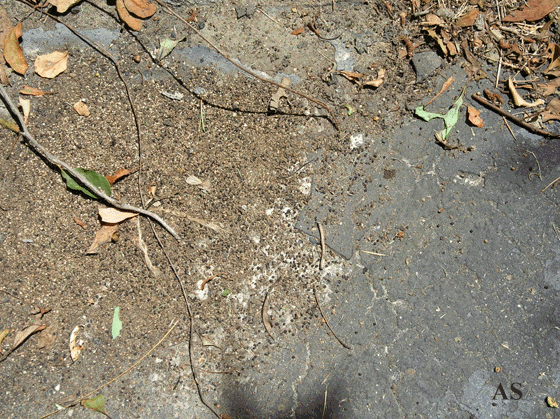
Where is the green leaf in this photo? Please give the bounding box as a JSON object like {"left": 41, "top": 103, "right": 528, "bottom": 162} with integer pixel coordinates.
{"left": 157, "top": 37, "right": 186, "bottom": 60}
{"left": 344, "top": 104, "right": 355, "bottom": 116}
{"left": 61, "top": 168, "right": 111, "bottom": 199}
{"left": 414, "top": 88, "right": 465, "bottom": 140}
{"left": 82, "top": 394, "right": 110, "bottom": 417}
{"left": 112, "top": 307, "right": 122, "bottom": 339}
{"left": 221, "top": 289, "right": 231, "bottom": 297}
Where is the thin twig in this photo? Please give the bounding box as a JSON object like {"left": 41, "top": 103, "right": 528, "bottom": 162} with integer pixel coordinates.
{"left": 154, "top": 0, "right": 339, "bottom": 129}
{"left": 314, "top": 284, "right": 351, "bottom": 350}
{"left": 0, "top": 85, "right": 180, "bottom": 240}
{"left": 525, "top": 150, "right": 542, "bottom": 181}
{"left": 503, "top": 116, "right": 517, "bottom": 141}
{"left": 541, "top": 175, "right": 560, "bottom": 192}
{"left": 318, "top": 222, "right": 327, "bottom": 270}
{"left": 472, "top": 93, "right": 560, "bottom": 139}
{"left": 38, "top": 320, "right": 178, "bottom": 419}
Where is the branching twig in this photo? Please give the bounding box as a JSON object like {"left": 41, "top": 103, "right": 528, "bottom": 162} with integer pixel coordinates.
{"left": 0, "top": 85, "right": 180, "bottom": 240}
{"left": 154, "top": 0, "right": 339, "bottom": 129}
{"left": 472, "top": 93, "right": 560, "bottom": 139}
{"left": 313, "top": 284, "right": 351, "bottom": 350}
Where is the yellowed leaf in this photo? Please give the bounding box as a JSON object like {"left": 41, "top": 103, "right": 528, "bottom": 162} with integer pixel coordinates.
{"left": 86, "top": 223, "right": 118, "bottom": 254}
{"left": 73, "top": 101, "right": 90, "bottom": 116}
{"left": 116, "top": 0, "right": 143, "bottom": 31}
{"left": 4, "top": 22, "right": 28, "bottom": 75}
{"left": 34, "top": 51, "right": 69, "bottom": 78}
{"left": 123, "top": 0, "right": 157, "bottom": 18}
{"left": 99, "top": 207, "right": 138, "bottom": 224}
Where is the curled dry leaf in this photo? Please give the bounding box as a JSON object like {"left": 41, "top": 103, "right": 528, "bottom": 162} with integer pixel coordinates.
{"left": 13, "top": 324, "right": 46, "bottom": 350}
{"left": 291, "top": 27, "right": 304, "bottom": 35}
{"left": 538, "top": 77, "right": 560, "bottom": 96}
{"left": 35, "top": 51, "right": 69, "bottom": 78}
{"left": 508, "top": 77, "right": 545, "bottom": 107}
{"left": 48, "top": 0, "right": 83, "bottom": 13}
{"left": 363, "top": 68, "right": 386, "bottom": 88}
{"left": 69, "top": 325, "right": 84, "bottom": 362}
{"left": 467, "top": 106, "right": 484, "bottom": 127}
{"left": 503, "top": 0, "right": 560, "bottom": 22}
{"left": 116, "top": 0, "right": 143, "bottom": 31}
{"left": 4, "top": 22, "right": 28, "bottom": 75}
{"left": 0, "top": 329, "right": 10, "bottom": 351}
{"left": 73, "top": 217, "right": 86, "bottom": 229}
{"left": 123, "top": 0, "right": 157, "bottom": 18}
{"left": 99, "top": 207, "right": 138, "bottom": 224}
{"left": 337, "top": 70, "right": 364, "bottom": 83}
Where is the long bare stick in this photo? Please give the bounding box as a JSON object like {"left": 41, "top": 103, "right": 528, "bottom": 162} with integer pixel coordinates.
{"left": 472, "top": 93, "right": 560, "bottom": 139}
{"left": 0, "top": 85, "right": 180, "bottom": 240}
{"left": 154, "top": 0, "right": 339, "bottom": 129}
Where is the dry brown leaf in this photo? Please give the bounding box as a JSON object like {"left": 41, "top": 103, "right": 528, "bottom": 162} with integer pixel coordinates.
{"left": 73, "top": 217, "right": 86, "bottom": 229}
{"left": 269, "top": 77, "right": 290, "bottom": 111}
{"left": 541, "top": 98, "right": 560, "bottom": 121}
{"left": 426, "top": 29, "right": 447, "bottom": 55}
{"left": 36, "top": 328, "right": 56, "bottom": 350}
{"left": 19, "top": 85, "right": 55, "bottom": 96}
{"left": 18, "top": 97, "right": 30, "bottom": 125}
{"left": 262, "top": 293, "right": 274, "bottom": 338}
{"left": 35, "top": 51, "right": 69, "bottom": 78}
{"left": 73, "top": 100, "right": 90, "bottom": 116}
{"left": 467, "top": 106, "right": 484, "bottom": 127}
{"left": 4, "top": 22, "right": 28, "bottom": 75}
{"left": 86, "top": 223, "right": 118, "bottom": 254}
{"left": 291, "top": 27, "right": 304, "bottom": 35}
{"left": 116, "top": 0, "right": 143, "bottom": 31}
{"left": 456, "top": 9, "right": 479, "bottom": 27}
{"left": 105, "top": 168, "right": 134, "bottom": 185}
{"left": 69, "top": 325, "right": 83, "bottom": 362}
{"left": 545, "top": 43, "right": 560, "bottom": 73}
{"left": 0, "top": 329, "right": 10, "bottom": 352}
{"left": 508, "top": 77, "right": 545, "bottom": 107}
{"left": 424, "top": 13, "right": 443, "bottom": 25}
{"left": 363, "top": 68, "right": 386, "bottom": 88}
{"left": 123, "top": 0, "right": 157, "bottom": 18}
{"left": 13, "top": 324, "right": 46, "bottom": 350}
{"left": 337, "top": 70, "right": 364, "bottom": 83}
{"left": 48, "top": 0, "right": 83, "bottom": 13}
{"left": 99, "top": 207, "right": 138, "bottom": 224}
{"left": 503, "top": 0, "right": 560, "bottom": 22}
{"left": 538, "top": 77, "right": 560, "bottom": 96}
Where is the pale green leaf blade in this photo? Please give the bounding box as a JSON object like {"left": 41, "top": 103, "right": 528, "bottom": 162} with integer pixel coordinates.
{"left": 158, "top": 37, "right": 185, "bottom": 60}
{"left": 82, "top": 394, "right": 109, "bottom": 416}
{"left": 112, "top": 307, "right": 122, "bottom": 339}
{"left": 414, "top": 106, "right": 444, "bottom": 121}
